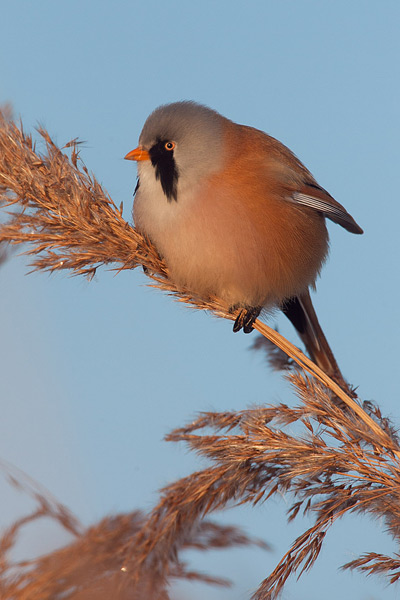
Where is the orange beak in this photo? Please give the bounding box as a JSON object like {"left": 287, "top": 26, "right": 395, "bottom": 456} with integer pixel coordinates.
{"left": 124, "top": 146, "right": 150, "bottom": 161}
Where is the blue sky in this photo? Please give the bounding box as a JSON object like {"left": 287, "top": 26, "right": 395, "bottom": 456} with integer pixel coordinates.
{"left": 1, "top": 1, "right": 399, "bottom": 598}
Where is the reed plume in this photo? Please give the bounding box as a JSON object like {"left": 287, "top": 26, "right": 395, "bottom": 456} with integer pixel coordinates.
{"left": 0, "top": 461, "right": 265, "bottom": 599}
{"left": 1, "top": 108, "right": 399, "bottom": 598}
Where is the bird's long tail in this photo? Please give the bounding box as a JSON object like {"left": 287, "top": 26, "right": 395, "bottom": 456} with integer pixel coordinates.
{"left": 281, "top": 289, "right": 342, "bottom": 380}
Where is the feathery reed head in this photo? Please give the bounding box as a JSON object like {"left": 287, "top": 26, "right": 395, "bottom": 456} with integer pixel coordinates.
{"left": 1, "top": 109, "right": 399, "bottom": 599}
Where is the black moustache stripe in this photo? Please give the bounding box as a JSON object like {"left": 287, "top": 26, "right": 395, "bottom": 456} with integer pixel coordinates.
{"left": 149, "top": 140, "right": 179, "bottom": 202}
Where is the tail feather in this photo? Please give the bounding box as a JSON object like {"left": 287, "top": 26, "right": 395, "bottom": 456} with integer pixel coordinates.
{"left": 281, "top": 289, "right": 342, "bottom": 379}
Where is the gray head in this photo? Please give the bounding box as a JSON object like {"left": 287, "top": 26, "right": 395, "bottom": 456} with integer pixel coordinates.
{"left": 138, "top": 101, "right": 225, "bottom": 201}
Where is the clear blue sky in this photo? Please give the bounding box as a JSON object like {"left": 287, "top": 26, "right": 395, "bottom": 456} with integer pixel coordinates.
{"left": 1, "top": 1, "right": 399, "bottom": 598}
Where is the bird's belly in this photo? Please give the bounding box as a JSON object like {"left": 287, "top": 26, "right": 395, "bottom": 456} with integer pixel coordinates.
{"left": 134, "top": 185, "right": 328, "bottom": 309}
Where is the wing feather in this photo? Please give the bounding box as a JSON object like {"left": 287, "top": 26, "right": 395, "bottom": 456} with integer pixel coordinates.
{"left": 290, "top": 184, "right": 363, "bottom": 234}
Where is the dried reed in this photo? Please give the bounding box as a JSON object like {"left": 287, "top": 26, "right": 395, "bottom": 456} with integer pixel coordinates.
{"left": 1, "top": 108, "right": 399, "bottom": 598}
{"left": 0, "top": 462, "right": 265, "bottom": 599}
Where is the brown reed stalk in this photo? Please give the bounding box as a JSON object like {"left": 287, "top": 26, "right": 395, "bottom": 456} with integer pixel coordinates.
{"left": 0, "top": 466, "right": 265, "bottom": 600}
{"left": 1, "top": 108, "right": 400, "bottom": 598}
{"left": 119, "top": 370, "right": 400, "bottom": 599}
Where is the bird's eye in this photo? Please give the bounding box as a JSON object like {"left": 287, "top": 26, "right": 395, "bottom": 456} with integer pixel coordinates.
{"left": 164, "top": 141, "right": 175, "bottom": 151}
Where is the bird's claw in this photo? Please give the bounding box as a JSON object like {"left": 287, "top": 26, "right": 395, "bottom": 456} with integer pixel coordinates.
{"left": 232, "top": 306, "right": 261, "bottom": 334}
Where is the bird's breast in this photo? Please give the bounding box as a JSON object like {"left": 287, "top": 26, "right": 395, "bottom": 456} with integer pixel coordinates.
{"left": 133, "top": 144, "right": 329, "bottom": 309}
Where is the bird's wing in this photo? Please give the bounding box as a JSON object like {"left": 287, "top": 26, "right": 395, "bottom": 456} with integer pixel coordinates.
{"left": 249, "top": 128, "right": 363, "bottom": 234}
{"left": 290, "top": 183, "right": 363, "bottom": 234}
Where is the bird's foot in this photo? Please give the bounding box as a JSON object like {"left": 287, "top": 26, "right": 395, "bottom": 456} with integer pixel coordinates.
{"left": 232, "top": 306, "right": 261, "bottom": 334}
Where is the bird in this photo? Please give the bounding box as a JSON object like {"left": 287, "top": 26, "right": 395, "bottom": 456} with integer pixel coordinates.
{"left": 124, "top": 101, "right": 362, "bottom": 380}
